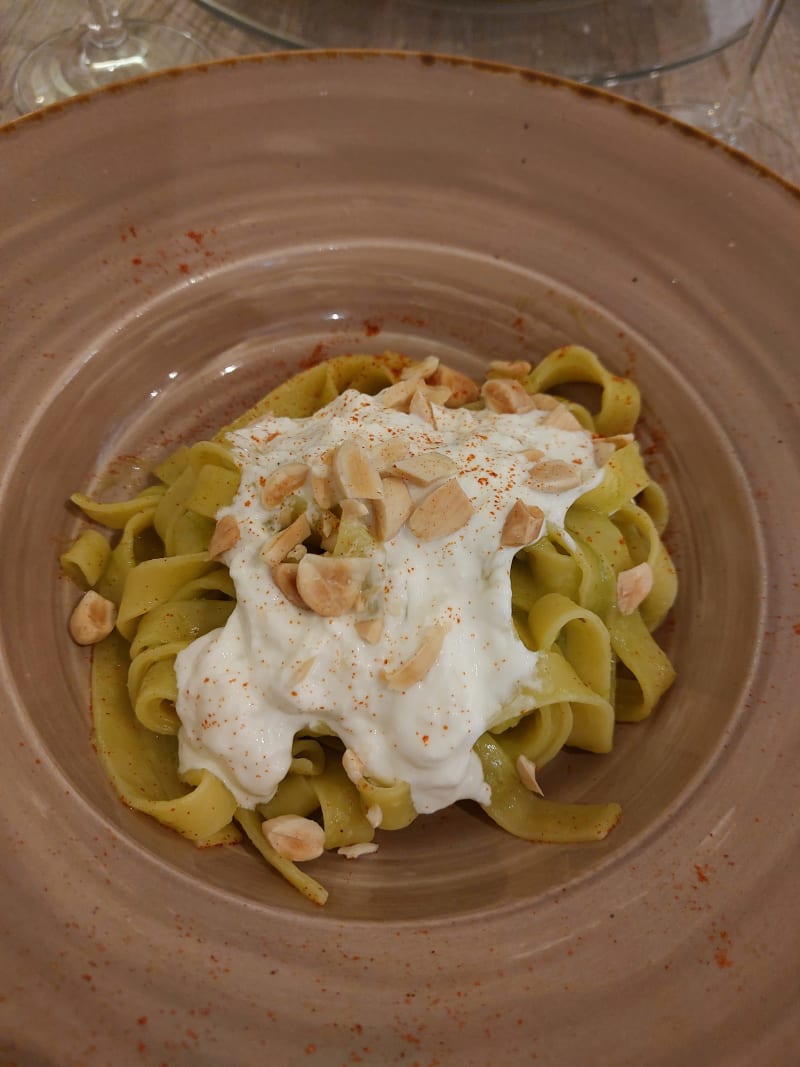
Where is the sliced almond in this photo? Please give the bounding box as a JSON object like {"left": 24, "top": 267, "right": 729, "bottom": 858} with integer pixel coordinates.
{"left": 390, "top": 451, "right": 457, "bottom": 486}
{"left": 516, "top": 754, "right": 544, "bottom": 796}
{"left": 342, "top": 748, "right": 365, "bottom": 785}
{"left": 383, "top": 622, "right": 449, "bottom": 691}
{"left": 378, "top": 376, "right": 420, "bottom": 411}
{"left": 481, "top": 378, "right": 536, "bottom": 414}
{"left": 271, "top": 562, "right": 306, "bottom": 608}
{"left": 207, "top": 514, "right": 240, "bottom": 560}
{"left": 488, "top": 359, "right": 532, "bottom": 379}
{"left": 262, "top": 815, "right": 325, "bottom": 862}
{"left": 366, "top": 804, "right": 383, "bottom": 829}
{"left": 531, "top": 393, "right": 562, "bottom": 411}
{"left": 260, "top": 462, "right": 309, "bottom": 507}
{"left": 399, "top": 354, "right": 439, "bottom": 381}
{"left": 260, "top": 513, "right": 311, "bottom": 567}
{"left": 541, "top": 404, "right": 584, "bottom": 432}
{"left": 407, "top": 479, "right": 474, "bottom": 541}
{"left": 417, "top": 382, "right": 453, "bottom": 406}
{"left": 520, "top": 446, "right": 545, "bottom": 463}
{"left": 429, "top": 365, "right": 480, "bottom": 407}
{"left": 333, "top": 440, "right": 383, "bottom": 500}
{"left": 500, "top": 500, "right": 545, "bottom": 547}
{"left": 520, "top": 446, "right": 546, "bottom": 463}
{"left": 355, "top": 615, "right": 384, "bottom": 644}
{"left": 409, "top": 388, "right": 435, "bottom": 426}
{"left": 528, "top": 460, "right": 582, "bottom": 493}
{"left": 317, "top": 509, "right": 339, "bottom": 540}
{"left": 593, "top": 440, "right": 617, "bottom": 467}
{"left": 374, "top": 477, "right": 414, "bottom": 542}
{"left": 295, "top": 554, "right": 371, "bottom": 616}
{"left": 370, "top": 435, "right": 411, "bottom": 473}
{"left": 291, "top": 657, "right": 316, "bottom": 684}
{"left": 340, "top": 498, "right": 370, "bottom": 522}
{"left": 616, "top": 562, "right": 654, "bottom": 615}
{"left": 338, "top": 842, "right": 379, "bottom": 859}
{"left": 310, "top": 449, "right": 337, "bottom": 509}
{"left": 284, "top": 543, "right": 308, "bottom": 563}
{"left": 69, "top": 590, "right": 117, "bottom": 646}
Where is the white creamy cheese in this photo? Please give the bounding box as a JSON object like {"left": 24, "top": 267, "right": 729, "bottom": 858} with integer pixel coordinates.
{"left": 174, "top": 384, "right": 603, "bottom": 814}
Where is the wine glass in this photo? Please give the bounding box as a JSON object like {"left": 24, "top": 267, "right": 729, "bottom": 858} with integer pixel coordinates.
{"left": 13, "top": 1, "right": 213, "bottom": 115}
{"left": 661, "top": 0, "right": 796, "bottom": 172}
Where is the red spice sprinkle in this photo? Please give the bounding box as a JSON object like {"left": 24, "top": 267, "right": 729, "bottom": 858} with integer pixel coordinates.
{"left": 793, "top": 623, "right": 800, "bottom": 635}
{"left": 186, "top": 229, "right": 205, "bottom": 245}
{"left": 131, "top": 257, "right": 142, "bottom": 266}
{"left": 695, "top": 863, "right": 710, "bottom": 884}
{"left": 179, "top": 263, "right": 190, "bottom": 274}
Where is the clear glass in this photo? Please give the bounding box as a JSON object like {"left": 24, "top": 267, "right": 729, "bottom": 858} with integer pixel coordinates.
{"left": 661, "top": 0, "right": 797, "bottom": 168}
{"left": 13, "top": 1, "right": 212, "bottom": 114}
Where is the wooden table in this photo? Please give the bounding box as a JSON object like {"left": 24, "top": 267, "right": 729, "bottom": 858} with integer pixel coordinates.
{"left": 1, "top": 0, "right": 798, "bottom": 182}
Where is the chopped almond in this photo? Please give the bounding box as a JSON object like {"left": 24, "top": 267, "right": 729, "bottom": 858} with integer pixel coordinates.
{"left": 333, "top": 441, "right": 383, "bottom": 500}
{"left": 355, "top": 615, "right": 384, "bottom": 644}
{"left": 516, "top": 754, "right": 544, "bottom": 796}
{"left": 69, "top": 590, "right": 117, "bottom": 645}
{"left": 366, "top": 804, "right": 383, "bottom": 828}
{"left": 383, "top": 622, "right": 449, "bottom": 690}
{"left": 342, "top": 748, "right": 365, "bottom": 784}
{"left": 481, "top": 378, "right": 536, "bottom": 414}
{"left": 407, "top": 479, "right": 474, "bottom": 541}
{"left": 295, "top": 554, "right": 371, "bottom": 616}
{"left": 271, "top": 562, "right": 306, "bottom": 608}
{"left": 207, "top": 514, "right": 240, "bottom": 560}
{"left": 500, "top": 500, "right": 545, "bottom": 547}
{"left": 409, "top": 388, "right": 435, "bottom": 426}
{"left": 541, "top": 404, "right": 584, "bottom": 432}
{"left": 260, "top": 513, "right": 311, "bottom": 567}
{"left": 260, "top": 462, "right": 309, "bottom": 507}
{"left": 528, "top": 460, "right": 582, "bottom": 493}
{"left": 417, "top": 382, "right": 453, "bottom": 406}
{"left": 520, "top": 446, "right": 544, "bottom": 463}
{"left": 531, "top": 393, "right": 561, "bottom": 411}
{"left": 428, "top": 365, "right": 480, "bottom": 407}
{"left": 378, "top": 377, "right": 420, "bottom": 411}
{"left": 487, "top": 359, "right": 532, "bottom": 379}
{"left": 262, "top": 815, "right": 325, "bottom": 862}
{"left": 338, "top": 842, "right": 379, "bottom": 859}
{"left": 616, "top": 562, "right": 654, "bottom": 615}
{"left": 291, "top": 657, "right": 315, "bottom": 683}
{"left": 370, "top": 436, "right": 411, "bottom": 473}
{"left": 399, "top": 354, "right": 439, "bottom": 381}
{"left": 390, "top": 451, "right": 457, "bottom": 486}
{"left": 593, "top": 440, "right": 617, "bottom": 467}
{"left": 374, "top": 476, "right": 414, "bottom": 541}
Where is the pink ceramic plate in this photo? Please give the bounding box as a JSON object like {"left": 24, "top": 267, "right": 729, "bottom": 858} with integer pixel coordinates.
{"left": 1, "top": 52, "right": 798, "bottom": 1065}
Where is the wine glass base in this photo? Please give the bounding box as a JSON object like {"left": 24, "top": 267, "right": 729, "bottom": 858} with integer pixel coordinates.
{"left": 13, "top": 20, "right": 212, "bottom": 115}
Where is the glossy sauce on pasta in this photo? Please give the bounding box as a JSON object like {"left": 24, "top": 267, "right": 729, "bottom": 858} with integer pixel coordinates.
{"left": 175, "top": 388, "right": 604, "bottom": 813}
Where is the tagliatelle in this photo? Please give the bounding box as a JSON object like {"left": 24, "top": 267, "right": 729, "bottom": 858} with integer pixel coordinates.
{"left": 64, "top": 348, "right": 677, "bottom": 904}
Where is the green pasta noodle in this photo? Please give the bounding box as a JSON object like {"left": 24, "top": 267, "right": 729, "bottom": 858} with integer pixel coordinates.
{"left": 63, "top": 347, "right": 677, "bottom": 903}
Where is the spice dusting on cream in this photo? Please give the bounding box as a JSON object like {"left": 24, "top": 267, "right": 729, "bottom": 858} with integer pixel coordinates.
{"left": 175, "top": 372, "right": 604, "bottom": 815}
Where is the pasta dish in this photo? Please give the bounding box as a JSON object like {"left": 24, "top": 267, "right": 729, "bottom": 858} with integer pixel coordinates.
{"left": 62, "top": 349, "right": 677, "bottom": 904}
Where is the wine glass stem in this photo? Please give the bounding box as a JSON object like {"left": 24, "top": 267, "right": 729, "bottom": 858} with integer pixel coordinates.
{"left": 86, "top": 0, "right": 128, "bottom": 49}
{"left": 716, "top": 0, "right": 786, "bottom": 133}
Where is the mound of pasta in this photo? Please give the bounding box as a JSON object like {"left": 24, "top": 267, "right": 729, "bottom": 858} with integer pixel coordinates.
{"left": 62, "top": 349, "right": 677, "bottom": 904}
